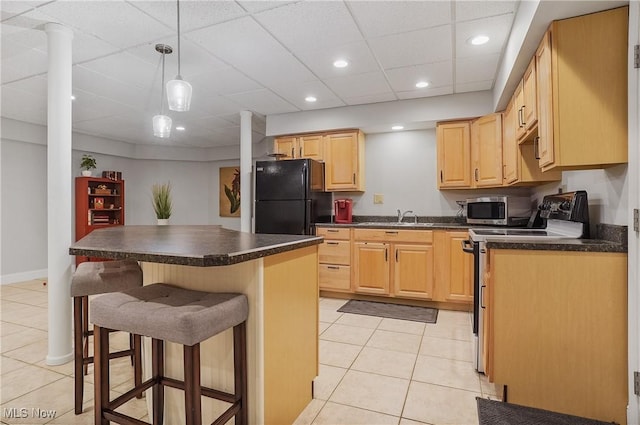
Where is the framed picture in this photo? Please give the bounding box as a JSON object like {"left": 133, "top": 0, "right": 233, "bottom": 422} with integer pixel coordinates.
{"left": 219, "top": 167, "right": 241, "bottom": 217}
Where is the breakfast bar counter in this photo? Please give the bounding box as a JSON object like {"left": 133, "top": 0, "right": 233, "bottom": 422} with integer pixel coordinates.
{"left": 70, "top": 225, "right": 323, "bottom": 425}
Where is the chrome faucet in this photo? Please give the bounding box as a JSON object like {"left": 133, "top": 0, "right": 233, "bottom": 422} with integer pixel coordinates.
{"left": 397, "top": 209, "right": 418, "bottom": 224}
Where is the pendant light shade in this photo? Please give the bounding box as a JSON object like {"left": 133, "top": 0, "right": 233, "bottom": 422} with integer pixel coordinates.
{"left": 153, "top": 114, "right": 172, "bottom": 138}
{"left": 153, "top": 44, "right": 173, "bottom": 139}
{"left": 166, "top": 77, "right": 192, "bottom": 112}
{"left": 167, "top": 0, "right": 192, "bottom": 111}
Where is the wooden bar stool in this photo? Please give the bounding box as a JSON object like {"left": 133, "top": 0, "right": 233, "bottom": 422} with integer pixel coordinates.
{"left": 70, "top": 259, "right": 143, "bottom": 414}
{"left": 90, "top": 283, "right": 248, "bottom": 425}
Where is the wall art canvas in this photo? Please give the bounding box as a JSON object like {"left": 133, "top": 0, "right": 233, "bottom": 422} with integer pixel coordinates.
{"left": 219, "top": 167, "right": 241, "bottom": 217}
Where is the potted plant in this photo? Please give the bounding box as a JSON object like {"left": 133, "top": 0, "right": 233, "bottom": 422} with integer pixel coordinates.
{"left": 152, "top": 182, "right": 172, "bottom": 225}
{"left": 80, "top": 154, "right": 97, "bottom": 176}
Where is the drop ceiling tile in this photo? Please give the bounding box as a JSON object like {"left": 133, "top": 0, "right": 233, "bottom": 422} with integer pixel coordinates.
{"left": 225, "top": 89, "right": 298, "bottom": 115}
{"left": 324, "top": 71, "right": 393, "bottom": 99}
{"left": 80, "top": 52, "right": 159, "bottom": 90}
{"left": 1, "top": 47, "right": 47, "bottom": 83}
{"left": 183, "top": 115, "right": 240, "bottom": 133}
{"left": 385, "top": 61, "right": 453, "bottom": 92}
{"left": 396, "top": 85, "right": 454, "bottom": 100}
{"left": 254, "top": 1, "right": 362, "bottom": 54}
{"left": 455, "top": 1, "right": 517, "bottom": 22}
{"left": 1, "top": 18, "right": 46, "bottom": 50}
{"left": 188, "top": 94, "right": 243, "bottom": 119}
{"left": 343, "top": 92, "right": 396, "bottom": 106}
{"left": 348, "top": 1, "right": 451, "bottom": 38}
{"left": 1, "top": 1, "right": 38, "bottom": 16}
{"left": 189, "top": 65, "right": 262, "bottom": 97}
{"left": 237, "top": 1, "right": 297, "bottom": 14}
{"left": 455, "top": 80, "right": 493, "bottom": 93}
{"left": 295, "top": 41, "right": 380, "bottom": 79}
{"left": 72, "top": 91, "right": 138, "bottom": 123}
{"left": 188, "top": 16, "right": 316, "bottom": 87}
{"left": 73, "top": 65, "right": 150, "bottom": 111}
{"left": 0, "top": 85, "right": 46, "bottom": 120}
{"left": 38, "top": 1, "right": 173, "bottom": 49}
{"left": 130, "top": 1, "right": 247, "bottom": 32}
{"left": 2, "top": 74, "right": 47, "bottom": 99}
{"left": 456, "top": 14, "right": 514, "bottom": 59}
{"left": 271, "top": 80, "right": 345, "bottom": 110}
{"left": 370, "top": 25, "right": 452, "bottom": 69}
{"left": 456, "top": 53, "right": 501, "bottom": 83}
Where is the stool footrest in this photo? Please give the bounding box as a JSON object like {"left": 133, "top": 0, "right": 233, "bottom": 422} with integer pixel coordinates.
{"left": 161, "top": 377, "right": 238, "bottom": 404}
{"left": 212, "top": 403, "right": 241, "bottom": 425}
{"left": 84, "top": 347, "right": 135, "bottom": 366}
{"left": 109, "top": 378, "right": 155, "bottom": 411}
{"left": 104, "top": 410, "right": 149, "bottom": 425}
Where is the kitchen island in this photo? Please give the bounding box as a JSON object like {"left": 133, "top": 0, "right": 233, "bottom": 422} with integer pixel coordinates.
{"left": 70, "top": 225, "right": 323, "bottom": 425}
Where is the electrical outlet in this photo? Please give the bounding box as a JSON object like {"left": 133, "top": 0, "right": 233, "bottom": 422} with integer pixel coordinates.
{"left": 373, "top": 194, "right": 384, "bottom": 204}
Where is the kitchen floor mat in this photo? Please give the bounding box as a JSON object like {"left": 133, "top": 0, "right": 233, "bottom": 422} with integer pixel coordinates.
{"left": 477, "top": 398, "right": 617, "bottom": 425}
{"left": 337, "top": 299, "right": 437, "bottom": 323}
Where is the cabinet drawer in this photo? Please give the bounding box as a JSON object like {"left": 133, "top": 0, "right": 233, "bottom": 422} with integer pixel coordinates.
{"left": 319, "top": 240, "right": 350, "bottom": 265}
{"left": 353, "top": 228, "right": 433, "bottom": 243}
{"left": 316, "top": 227, "right": 351, "bottom": 240}
{"left": 319, "top": 265, "right": 351, "bottom": 291}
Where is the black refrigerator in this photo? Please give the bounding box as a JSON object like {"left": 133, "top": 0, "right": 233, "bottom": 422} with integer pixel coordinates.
{"left": 255, "top": 159, "right": 332, "bottom": 235}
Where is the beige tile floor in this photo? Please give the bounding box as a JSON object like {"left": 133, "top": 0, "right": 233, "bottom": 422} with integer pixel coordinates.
{"left": 1, "top": 279, "right": 500, "bottom": 425}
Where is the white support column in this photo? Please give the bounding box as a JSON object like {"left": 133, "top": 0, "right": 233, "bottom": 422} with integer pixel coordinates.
{"left": 240, "top": 111, "right": 253, "bottom": 233}
{"left": 45, "top": 23, "right": 73, "bottom": 365}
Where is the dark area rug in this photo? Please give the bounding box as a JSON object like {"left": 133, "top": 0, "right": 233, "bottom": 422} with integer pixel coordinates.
{"left": 477, "top": 398, "right": 617, "bottom": 425}
{"left": 337, "top": 299, "right": 437, "bottom": 323}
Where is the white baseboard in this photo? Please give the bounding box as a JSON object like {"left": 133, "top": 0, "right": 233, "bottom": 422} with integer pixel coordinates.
{"left": 0, "top": 269, "right": 48, "bottom": 285}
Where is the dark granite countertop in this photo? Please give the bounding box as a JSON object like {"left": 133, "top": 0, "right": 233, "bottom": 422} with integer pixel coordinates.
{"left": 486, "top": 238, "right": 627, "bottom": 253}
{"left": 317, "top": 216, "right": 469, "bottom": 231}
{"left": 69, "top": 225, "right": 323, "bottom": 266}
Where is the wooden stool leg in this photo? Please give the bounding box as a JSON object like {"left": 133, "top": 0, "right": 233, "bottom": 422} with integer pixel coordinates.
{"left": 82, "top": 296, "right": 90, "bottom": 375}
{"left": 134, "top": 334, "right": 143, "bottom": 399}
{"left": 152, "top": 338, "right": 164, "bottom": 425}
{"left": 234, "top": 322, "right": 248, "bottom": 425}
{"left": 73, "top": 297, "right": 84, "bottom": 414}
{"left": 94, "top": 325, "right": 110, "bottom": 425}
{"left": 184, "top": 344, "right": 202, "bottom": 425}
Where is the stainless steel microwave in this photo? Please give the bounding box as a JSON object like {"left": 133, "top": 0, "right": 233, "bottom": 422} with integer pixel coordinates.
{"left": 466, "top": 196, "right": 532, "bottom": 226}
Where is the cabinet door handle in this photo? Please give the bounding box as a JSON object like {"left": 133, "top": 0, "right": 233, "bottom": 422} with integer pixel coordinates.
{"left": 326, "top": 241, "right": 339, "bottom": 245}
{"left": 521, "top": 106, "right": 526, "bottom": 127}
{"left": 518, "top": 107, "right": 524, "bottom": 128}
{"left": 353, "top": 173, "right": 356, "bottom": 184}
{"left": 291, "top": 147, "right": 295, "bottom": 158}
{"left": 474, "top": 168, "right": 479, "bottom": 181}
{"left": 395, "top": 249, "right": 398, "bottom": 262}
{"left": 385, "top": 248, "right": 388, "bottom": 262}
{"left": 327, "top": 229, "right": 339, "bottom": 233}
{"left": 481, "top": 284, "right": 486, "bottom": 309}
{"left": 503, "top": 164, "right": 506, "bottom": 178}
{"left": 299, "top": 146, "right": 302, "bottom": 157}
{"left": 327, "top": 266, "right": 340, "bottom": 270}
{"left": 534, "top": 136, "right": 540, "bottom": 160}
{"left": 385, "top": 231, "right": 398, "bottom": 234}
{"left": 440, "top": 170, "right": 443, "bottom": 183}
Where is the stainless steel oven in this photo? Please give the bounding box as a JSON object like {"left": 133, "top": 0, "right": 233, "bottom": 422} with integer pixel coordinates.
{"left": 463, "top": 191, "right": 590, "bottom": 373}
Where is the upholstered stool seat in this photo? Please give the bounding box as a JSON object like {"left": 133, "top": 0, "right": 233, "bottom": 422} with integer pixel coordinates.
{"left": 70, "top": 259, "right": 143, "bottom": 415}
{"left": 90, "top": 283, "right": 248, "bottom": 425}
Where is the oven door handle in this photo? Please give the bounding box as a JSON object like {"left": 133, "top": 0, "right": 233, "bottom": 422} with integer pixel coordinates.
{"left": 480, "top": 284, "right": 486, "bottom": 309}
{"left": 461, "top": 239, "right": 474, "bottom": 253}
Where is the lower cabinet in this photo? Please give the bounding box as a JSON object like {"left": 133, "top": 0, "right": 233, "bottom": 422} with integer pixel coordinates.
{"left": 393, "top": 244, "right": 434, "bottom": 299}
{"left": 317, "top": 227, "right": 352, "bottom": 292}
{"left": 353, "top": 242, "right": 390, "bottom": 295}
{"left": 433, "top": 231, "right": 473, "bottom": 303}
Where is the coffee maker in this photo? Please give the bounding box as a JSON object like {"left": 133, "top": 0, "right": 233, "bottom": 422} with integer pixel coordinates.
{"left": 334, "top": 199, "right": 353, "bottom": 223}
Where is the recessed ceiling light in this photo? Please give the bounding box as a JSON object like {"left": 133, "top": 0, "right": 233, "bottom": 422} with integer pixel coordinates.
{"left": 175, "top": 126, "right": 185, "bottom": 131}
{"left": 71, "top": 95, "right": 76, "bottom": 100}
{"left": 469, "top": 35, "right": 490, "bottom": 46}
{"left": 391, "top": 125, "right": 404, "bottom": 130}
{"left": 333, "top": 59, "right": 349, "bottom": 68}
{"left": 415, "top": 81, "right": 429, "bottom": 88}
{"left": 305, "top": 96, "right": 317, "bottom": 103}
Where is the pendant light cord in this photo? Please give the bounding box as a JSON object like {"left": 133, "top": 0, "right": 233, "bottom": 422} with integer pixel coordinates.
{"left": 176, "top": 0, "right": 182, "bottom": 78}
{"left": 160, "top": 47, "right": 166, "bottom": 113}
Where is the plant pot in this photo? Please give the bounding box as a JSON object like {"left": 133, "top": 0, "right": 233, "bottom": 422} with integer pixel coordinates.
{"left": 157, "top": 219, "right": 169, "bottom": 226}
{"left": 81, "top": 170, "right": 92, "bottom": 177}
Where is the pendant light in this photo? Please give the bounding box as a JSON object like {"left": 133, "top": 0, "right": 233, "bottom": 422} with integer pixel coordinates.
{"left": 153, "top": 44, "right": 173, "bottom": 138}
{"left": 166, "top": 0, "right": 192, "bottom": 111}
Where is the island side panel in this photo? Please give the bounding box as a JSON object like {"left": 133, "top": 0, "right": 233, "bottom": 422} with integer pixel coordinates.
{"left": 491, "top": 249, "right": 627, "bottom": 424}
{"left": 263, "top": 245, "right": 319, "bottom": 425}
{"left": 141, "top": 260, "right": 264, "bottom": 425}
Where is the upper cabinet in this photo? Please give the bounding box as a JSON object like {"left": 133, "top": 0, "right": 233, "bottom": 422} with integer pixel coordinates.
{"left": 436, "top": 121, "right": 471, "bottom": 189}
{"left": 535, "top": 6, "right": 628, "bottom": 172}
{"left": 515, "top": 57, "right": 538, "bottom": 142}
{"left": 274, "top": 129, "right": 365, "bottom": 192}
{"left": 273, "top": 134, "right": 324, "bottom": 161}
{"left": 471, "top": 113, "right": 503, "bottom": 188}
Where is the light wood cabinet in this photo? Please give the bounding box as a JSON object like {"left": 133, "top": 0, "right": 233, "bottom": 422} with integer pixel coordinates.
{"left": 502, "top": 95, "right": 562, "bottom": 186}
{"left": 274, "top": 134, "right": 324, "bottom": 161}
{"left": 436, "top": 121, "right": 471, "bottom": 189}
{"left": 353, "top": 229, "right": 434, "bottom": 300}
{"left": 324, "top": 131, "right": 365, "bottom": 191}
{"left": 488, "top": 248, "right": 627, "bottom": 425}
{"left": 471, "top": 113, "right": 503, "bottom": 187}
{"left": 317, "top": 227, "right": 351, "bottom": 292}
{"left": 514, "top": 58, "right": 538, "bottom": 142}
{"left": 535, "top": 7, "right": 628, "bottom": 172}
{"left": 433, "top": 230, "right": 473, "bottom": 304}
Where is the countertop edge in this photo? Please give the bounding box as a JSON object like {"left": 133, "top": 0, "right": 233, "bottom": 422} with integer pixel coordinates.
{"left": 486, "top": 239, "right": 627, "bottom": 253}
